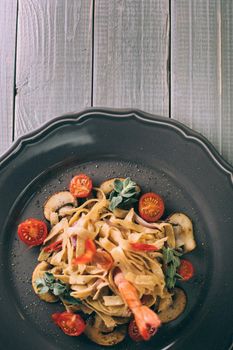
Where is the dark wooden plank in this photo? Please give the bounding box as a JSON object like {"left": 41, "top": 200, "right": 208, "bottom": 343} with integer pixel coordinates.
{"left": 171, "top": 0, "right": 233, "bottom": 165}
{"left": 0, "top": 0, "right": 17, "bottom": 155}
{"left": 15, "top": 0, "right": 93, "bottom": 138}
{"left": 93, "top": 0, "right": 170, "bottom": 116}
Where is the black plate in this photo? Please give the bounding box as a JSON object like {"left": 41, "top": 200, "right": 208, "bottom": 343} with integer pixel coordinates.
{"left": 0, "top": 108, "right": 232, "bottom": 350}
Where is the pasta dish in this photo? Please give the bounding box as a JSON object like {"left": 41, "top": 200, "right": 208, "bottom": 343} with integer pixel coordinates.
{"left": 17, "top": 174, "right": 196, "bottom": 345}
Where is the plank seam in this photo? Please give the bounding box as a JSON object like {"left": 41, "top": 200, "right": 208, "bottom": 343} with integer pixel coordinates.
{"left": 168, "top": 0, "right": 171, "bottom": 118}
{"left": 91, "top": 0, "right": 95, "bottom": 107}
{"left": 12, "top": 0, "right": 19, "bottom": 142}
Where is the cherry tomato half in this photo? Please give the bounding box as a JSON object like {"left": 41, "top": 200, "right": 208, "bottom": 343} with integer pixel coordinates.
{"left": 17, "top": 218, "right": 48, "bottom": 246}
{"left": 128, "top": 319, "right": 157, "bottom": 342}
{"left": 178, "top": 259, "right": 194, "bottom": 281}
{"left": 69, "top": 174, "right": 92, "bottom": 198}
{"left": 52, "top": 311, "right": 86, "bottom": 336}
{"left": 44, "top": 239, "right": 62, "bottom": 253}
{"left": 72, "top": 239, "right": 96, "bottom": 265}
{"left": 139, "top": 192, "right": 165, "bottom": 222}
{"left": 130, "top": 242, "right": 159, "bottom": 251}
{"left": 93, "top": 250, "right": 114, "bottom": 270}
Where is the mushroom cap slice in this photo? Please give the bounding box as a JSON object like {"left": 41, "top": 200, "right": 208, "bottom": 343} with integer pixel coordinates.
{"left": 167, "top": 213, "right": 196, "bottom": 253}
{"left": 97, "top": 178, "right": 141, "bottom": 199}
{"left": 44, "top": 191, "right": 77, "bottom": 221}
{"left": 158, "top": 288, "right": 187, "bottom": 323}
{"left": 85, "top": 316, "right": 127, "bottom": 346}
{"left": 49, "top": 212, "right": 59, "bottom": 226}
{"left": 32, "top": 261, "right": 58, "bottom": 303}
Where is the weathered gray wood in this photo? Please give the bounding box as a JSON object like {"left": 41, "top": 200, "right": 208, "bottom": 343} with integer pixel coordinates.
{"left": 93, "top": 0, "right": 170, "bottom": 116}
{"left": 15, "top": 0, "right": 93, "bottom": 138}
{"left": 0, "top": 0, "right": 17, "bottom": 155}
{"left": 171, "top": 0, "right": 233, "bottom": 166}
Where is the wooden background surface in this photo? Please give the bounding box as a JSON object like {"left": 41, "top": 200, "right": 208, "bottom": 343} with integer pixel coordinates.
{"left": 1, "top": 0, "right": 232, "bottom": 166}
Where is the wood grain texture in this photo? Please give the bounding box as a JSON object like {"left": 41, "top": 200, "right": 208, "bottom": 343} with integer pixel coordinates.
{"left": 0, "top": 0, "right": 17, "bottom": 155}
{"left": 171, "top": 0, "right": 233, "bottom": 165}
{"left": 93, "top": 0, "right": 170, "bottom": 116}
{"left": 15, "top": 0, "right": 92, "bottom": 138}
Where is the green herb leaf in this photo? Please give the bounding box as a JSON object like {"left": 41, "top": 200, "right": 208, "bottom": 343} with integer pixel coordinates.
{"left": 123, "top": 177, "right": 131, "bottom": 188}
{"left": 121, "top": 191, "right": 137, "bottom": 198}
{"left": 173, "top": 249, "right": 183, "bottom": 257}
{"left": 109, "top": 178, "right": 140, "bottom": 211}
{"left": 109, "top": 195, "right": 123, "bottom": 211}
{"left": 52, "top": 282, "right": 67, "bottom": 296}
{"left": 114, "top": 179, "right": 124, "bottom": 193}
{"left": 162, "top": 246, "right": 183, "bottom": 290}
{"left": 35, "top": 272, "right": 82, "bottom": 305}
{"left": 44, "top": 272, "right": 55, "bottom": 284}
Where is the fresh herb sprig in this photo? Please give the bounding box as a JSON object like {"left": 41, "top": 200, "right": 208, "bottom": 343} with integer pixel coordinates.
{"left": 109, "top": 178, "right": 140, "bottom": 211}
{"left": 35, "top": 272, "right": 81, "bottom": 305}
{"left": 162, "top": 246, "right": 183, "bottom": 290}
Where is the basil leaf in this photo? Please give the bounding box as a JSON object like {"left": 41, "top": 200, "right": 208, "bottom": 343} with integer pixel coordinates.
{"left": 52, "top": 282, "right": 67, "bottom": 296}
{"left": 114, "top": 179, "right": 123, "bottom": 193}
{"left": 44, "top": 272, "right": 55, "bottom": 284}
{"left": 173, "top": 250, "right": 183, "bottom": 257}
{"left": 162, "top": 247, "right": 169, "bottom": 264}
{"left": 166, "top": 277, "right": 175, "bottom": 290}
{"left": 109, "top": 191, "right": 116, "bottom": 200}
{"left": 123, "top": 177, "right": 130, "bottom": 188}
{"left": 162, "top": 246, "right": 183, "bottom": 290}
{"left": 109, "top": 177, "right": 140, "bottom": 211}
{"left": 173, "top": 255, "right": 181, "bottom": 268}
{"left": 109, "top": 195, "right": 123, "bottom": 211}
{"left": 121, "top": 191, "right": 137, "bottom": 198}
{"left": 35, "top": 272, "right": 83, "bottom": 306}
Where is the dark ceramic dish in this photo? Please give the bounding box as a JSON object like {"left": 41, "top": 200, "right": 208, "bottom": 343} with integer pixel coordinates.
{"left": 0, "top": 108, "right": 232, "bottom": 350}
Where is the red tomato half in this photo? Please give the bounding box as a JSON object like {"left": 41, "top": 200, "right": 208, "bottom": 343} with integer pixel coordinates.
{"left": 139, "top": 192, "right": 165, "bottom": 222}
{"left": 17, "top": 218, "right": 47, "bottom": 246}
{"left": 128, "top": 319, "right": 157, "bottom": 342}
{"left": 178, "top": 259, "right": 194, "bottom": 281}
{"left": 69, "top": 174, "right": 92, "bottom": 198}
{"left": 130, "top": 242, "right": 159, "bottom": 251}
{"left": 52, "top": 311, "right": 85, "bottom": 336}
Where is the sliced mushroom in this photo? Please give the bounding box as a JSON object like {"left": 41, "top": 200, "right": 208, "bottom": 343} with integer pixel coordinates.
{"left": 158, "top": 288, "right": 187, "bottom": 323}
{"left": 58, "top": 205, "right": 76, "bottom": 218}
{"left": 44, "top": 191, "right": 77, "bottom": 222}
{"left": 94, "top": 314, "right": 114, "bottom": 333}
{"left": 167, "top": 213, "right": 196, "bottom": 252}
{"left": 97, "top": 178, "right": 141, "bottom": 199}
{"left": 85, "top": 316, "right": 127, "bottom": 346}
{"left": 49, "top": 212, "right": 59, "bottom": 226}
{"left": 32, "top": 261, "right": 58, "bottom": 303}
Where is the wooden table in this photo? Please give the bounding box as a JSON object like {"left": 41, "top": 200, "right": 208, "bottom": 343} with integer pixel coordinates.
{"left": 1, "top": 0, "right": 233, "bottom": 166}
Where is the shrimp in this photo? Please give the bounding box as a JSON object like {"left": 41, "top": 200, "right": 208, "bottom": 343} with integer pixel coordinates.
{"left": 114, "top": 269, "right": 161, "bottom": 340}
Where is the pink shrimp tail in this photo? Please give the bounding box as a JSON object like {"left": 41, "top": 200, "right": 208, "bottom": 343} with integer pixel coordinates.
{"left": 114, "top": 269, "right": 161, "bottom": 341}
{"left": 133, "top": 305, "right": 161, "bottom": 341}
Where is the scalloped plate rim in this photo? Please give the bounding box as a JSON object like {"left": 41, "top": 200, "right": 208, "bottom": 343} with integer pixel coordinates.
{"left": 0, "top": 107, "right": 232, "bottom": 184}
